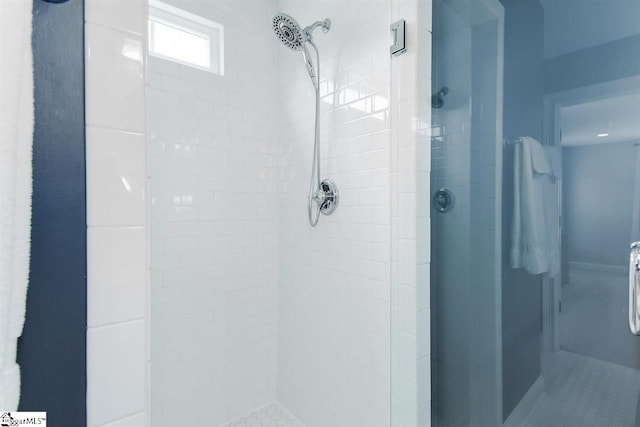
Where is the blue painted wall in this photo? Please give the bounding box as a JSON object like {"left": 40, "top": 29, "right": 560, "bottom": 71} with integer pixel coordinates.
{"left": 17, "top": 1, "right": 86, "bottom": 426}
{"left": 564, "top": 142, "right": 637, "bottom": 267}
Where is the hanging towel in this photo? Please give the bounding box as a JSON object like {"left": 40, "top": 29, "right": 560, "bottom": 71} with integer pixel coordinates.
{"left": 0, "top": 0, "right": 34, "bottom": 410}
{"left": 510, "top": 137, "right": 552, "bottom": 274}
{"left": 530, "top": 141, "right": 553, "bottom": 177}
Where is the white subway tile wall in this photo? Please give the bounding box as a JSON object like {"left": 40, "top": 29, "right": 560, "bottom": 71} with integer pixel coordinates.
{"left": 275, "top": 1, "right": 392, "bottom": 426}
{"left": 101, "top": 413, "right": 147, "bottom": 427}
{"left": 416, "top": 2, "right": 433, "bottom": 425}
{"left": 85, "top": 0, "right": 432, "bottom": 425}
{"left": 85, "top": 0, "right": 149, "bottom": 425}
{"left": 87, "top": 321, "right": 146, "bottom": 426}
{"left": 85, "top": 24, "right": 146, "bottom": 133}
{"left": 390, "top": 1, "right": 432, "bottom": 426}
{"left": 148, "top": 1, "right": 280, "bottom": 426}
{"left": 87, "top": 227, "right": 147, "bottom": 327}
{"left": 85, "top": 0, "right": 146, "bottom": 36}
{"left": 86, "top": 127, "right": 146, "bottom": 227}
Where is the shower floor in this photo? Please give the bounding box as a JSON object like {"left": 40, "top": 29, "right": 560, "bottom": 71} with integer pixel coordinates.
{"left": 223, "top": 403, "right": 304, "bottom": 427}
{"left": 523, "top": 351, "right": 640, "bottom": 427}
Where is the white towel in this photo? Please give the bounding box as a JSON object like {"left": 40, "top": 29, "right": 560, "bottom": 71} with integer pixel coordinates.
{"left": 0, "top": 362, "right": 20, "bottom": 411}
{"left": 0, "top": 0, "right": 34, "bottom": 410}
{"left": 531, "top": 141, "right": 553, "bottom": 177}
{"left": 510, "top": 137, "right": 552, "bottom": 274}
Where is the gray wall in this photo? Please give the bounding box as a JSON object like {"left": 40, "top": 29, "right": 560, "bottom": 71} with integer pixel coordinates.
{"left": 545, "top": 34, "right": 640, "bottom": 94}
{"left": 499, "top": 0, "right": 544, "bottom": 420}
{"left": 469, "top": 19, "right": 502, "bottom": 426}
{"left": 564, "top": 142, "right": 637, "bottom": 267}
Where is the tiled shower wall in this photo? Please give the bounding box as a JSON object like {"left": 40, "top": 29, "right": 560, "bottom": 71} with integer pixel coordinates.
{"left": 85, "top": 0, "right": 149, "bottom": 426}
{"left": 85, "top": 0, "right": 432, "bottom": 426}
{"left": 390, "top": 0, "right": 432, "bottom": 426}
{"left": 148, "top": 1, "right": 280, "bottom": 425}
{"left": 275, "top": 1, "right": 392, "bottom": 426}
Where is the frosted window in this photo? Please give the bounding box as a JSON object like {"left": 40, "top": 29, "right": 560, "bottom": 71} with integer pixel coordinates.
{"left": 150, "top": 21, "right": 210, "bottom": 68}
{"left": 149, "top": 1, "right": 224, "bottom": 75}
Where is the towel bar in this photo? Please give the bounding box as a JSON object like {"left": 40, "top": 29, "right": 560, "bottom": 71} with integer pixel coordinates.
{"left": 503, "top": 137, "right": 524, "bottom": 147}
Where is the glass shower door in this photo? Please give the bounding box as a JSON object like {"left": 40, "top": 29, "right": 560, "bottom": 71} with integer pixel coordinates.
{"left": 430, "top": 0, "right": 640, "bottom": 426}
{"left": 430, "top": 0, "right": 504, "bottom": 425}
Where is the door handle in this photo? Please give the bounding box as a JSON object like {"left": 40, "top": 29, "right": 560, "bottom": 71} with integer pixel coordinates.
{"left": 629, "top": 242, "right": 640, "bottom": 335}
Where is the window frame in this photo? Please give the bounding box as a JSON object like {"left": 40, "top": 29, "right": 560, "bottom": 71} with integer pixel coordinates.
{"left": 148, "top": 0, "right": 225, "bottom": 75}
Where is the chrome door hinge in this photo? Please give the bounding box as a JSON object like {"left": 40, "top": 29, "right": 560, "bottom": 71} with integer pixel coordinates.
{"left": 390, "top": 19, "right": 406, "bottom": 56}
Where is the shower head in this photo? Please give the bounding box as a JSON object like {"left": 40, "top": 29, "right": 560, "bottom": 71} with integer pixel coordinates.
{"left": 432, "top": 86, "right": 449, "bottom": 109}
{"left": 272, "top": 13, "right": 332, "bottom": 50}
{"left": 272, "top": 13, "right": 331, "bottom": 89}
{"left": 272, "top": 13, "right": 306, "bottom": 51}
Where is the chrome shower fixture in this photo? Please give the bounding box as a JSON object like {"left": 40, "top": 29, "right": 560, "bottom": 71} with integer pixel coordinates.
{"left": 432, "top": 86, "right": 449, "bottom": 109}
{"left": 272, "top": 14, "right": 306, "bottom": 51}
{"left": 272, "top": 13, "right": 338, "bottom": 227}
{"left": 272, "top": 13, "right": 331, "bottom": 90}
{"left": 272, "top": 14, "right": 331, "bottom": 49}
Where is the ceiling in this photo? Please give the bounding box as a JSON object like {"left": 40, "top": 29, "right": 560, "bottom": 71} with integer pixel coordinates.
{"left": 538, "top": 0, "right": 640, "bottom": 59}
{"left": 560, "top": 92, "right": 640, "bottom": 147}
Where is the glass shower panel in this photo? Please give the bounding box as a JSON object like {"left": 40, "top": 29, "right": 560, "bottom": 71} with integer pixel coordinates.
{"left": 430, "top": 0, "right": 504, "bottom": 425}
{"left": 431, "top": 0, "right": 640, "bottom": 426}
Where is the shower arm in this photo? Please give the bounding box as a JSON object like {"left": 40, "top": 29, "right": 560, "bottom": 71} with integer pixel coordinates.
{"left": 303, "top": 19, "right": 331, "bottom": 40}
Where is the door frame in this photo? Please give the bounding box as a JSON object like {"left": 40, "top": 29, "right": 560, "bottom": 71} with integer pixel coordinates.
{"left": 541, "top": 75, "right": 640, "bottom": 359}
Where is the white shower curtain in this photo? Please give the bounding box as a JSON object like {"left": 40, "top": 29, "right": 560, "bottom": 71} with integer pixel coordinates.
{"left": 0, "top": 0, "right": 34, "bottom": 410}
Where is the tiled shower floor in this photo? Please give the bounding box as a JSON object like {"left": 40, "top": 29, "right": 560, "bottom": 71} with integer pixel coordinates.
{"left": 223, "top": 403, "right": 305, "bottom": 427}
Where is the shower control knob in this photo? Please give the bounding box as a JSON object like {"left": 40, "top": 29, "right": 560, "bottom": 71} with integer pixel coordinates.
{"left": 318, "top": 179, "right": 339, "bottom": 216}
{"left": 433, "top": 188, "right": 455, "bottom": 213}
{"left": 313, "top": 190, "right": 326, "bottom": 204}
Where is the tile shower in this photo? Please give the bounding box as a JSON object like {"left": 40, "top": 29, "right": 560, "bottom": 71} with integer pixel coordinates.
{"left": 65, "top": 0, "right": 640, "bottom": 425}
{"left": 148, "top": 0, "right": 394, "bottom": 424}
{"left": 85, "top": 0, "right": 431, "bottom": 425}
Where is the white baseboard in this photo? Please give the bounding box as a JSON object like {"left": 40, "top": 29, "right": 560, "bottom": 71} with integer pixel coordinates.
{"left": 503, "top": 376, "right": 545, "bottom": 427}
{"left": 568, "top": 261, "right": 626, "bottom": 275}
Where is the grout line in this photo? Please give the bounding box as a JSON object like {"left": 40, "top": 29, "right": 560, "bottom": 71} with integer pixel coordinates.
{"left": 87, "top": 317, "right": 145, "bottom": 330}
{"left": 95, "top": 410, "right": 145, "bottom": 427}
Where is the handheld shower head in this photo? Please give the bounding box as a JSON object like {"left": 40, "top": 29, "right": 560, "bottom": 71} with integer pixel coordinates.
{"left": 272, "top": 13, "right": 332, "bottom": 50}
{"left": 272, "top": 13, "right": 305, "bottom": 51}
{"left": 272, "top": 13, "right": 331, "bottom": 89}
{"left": 271, "top": 13, "right": 337, "bottom": 226}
